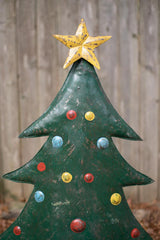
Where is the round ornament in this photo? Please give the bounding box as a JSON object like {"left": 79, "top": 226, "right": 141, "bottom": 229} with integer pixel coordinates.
{"left": 97, "top": 137, "right": 109, "bottom": 149}
{"left": 37, "top": 162, "right": 46, "bottom": 172}
{"left": 62, "top": 172, "right": 72, "bottom": 183}
{"left": 52, "top": 136, "right": 63, "bottom": 148}
{"left": 131, "top": 228, "right": 140, "bottom": 238}
{"left": 34, "top": 190, "right": 45, "bottom": 203}
{"left": 84, "top": 173, "right": 94, "bottom": 183}
{"left": 13, "top": 226, "right": 21, "bottom": 235}
{"left": 66, "top": 110, "right": 77, "bottom": 120}
{"left": 70, "top": 218, "right": 86, "bottom": 233}
{"left": 110, "top": 193, "right": 122, "bottom": 205}
{"left": 85, "top": 111, "right": 95, "bottom": 121}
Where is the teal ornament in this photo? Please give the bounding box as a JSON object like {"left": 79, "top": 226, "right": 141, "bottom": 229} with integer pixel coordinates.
{"left": 34, "top": 191, "right": 45, "bottom": 203}
{"left": 97, "top": 137, "right": 109, "bottom": 149}
{"left": 52, "top": 136, "right": 63, "bottom": 148}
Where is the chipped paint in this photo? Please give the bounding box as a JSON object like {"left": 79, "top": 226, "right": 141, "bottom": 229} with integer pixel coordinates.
{"left": 51, "top": 200, "right": 70, "bottom": 207}
{"left": 111, "top": 218, "right": 120, "bottom": 224}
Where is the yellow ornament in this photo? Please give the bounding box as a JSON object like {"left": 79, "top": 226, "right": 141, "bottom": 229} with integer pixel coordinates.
{"left": 110, "top": 193, "right": 122, "bottom": 206}
{"left": 53, "top": 19, "right": 111, "bottom": 69}
{"left": 85, "top": 111, "right": 95, "bottom": 121}
{"left": 62, "top": 172, "right": 72, "bottom": 183}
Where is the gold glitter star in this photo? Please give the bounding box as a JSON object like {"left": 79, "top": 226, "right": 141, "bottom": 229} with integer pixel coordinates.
{"left": 53, "top": 19, "right": 111, "bottom": 69}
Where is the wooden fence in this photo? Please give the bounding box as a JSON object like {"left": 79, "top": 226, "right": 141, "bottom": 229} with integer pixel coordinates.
{"left": 0, "top": 0, "right": 159, "bottom": 203}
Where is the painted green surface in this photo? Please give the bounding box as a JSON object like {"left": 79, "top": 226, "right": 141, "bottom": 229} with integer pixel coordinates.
{"left": 0, "top": 59, "right": 153, "bottom": 239}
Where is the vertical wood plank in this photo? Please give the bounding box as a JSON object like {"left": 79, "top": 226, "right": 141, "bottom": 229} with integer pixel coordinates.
{"left": 37, "top": 0, "right": 59, "bottom": 117}
{"left": 139, "top": 0, "right": 159, "bottom": 201}
{"left": 98, "top": 0, "right": 119, "bottom": 105}
{"left": 118, "top": 0, "right": 140, "bottom": 201}
{"left": 77, "top": 0, "right": 99, "bottom": 36}
{"left": 157, "top": 0, "right": 160, "bottom": 201}
{"left": 56, "top": 0, "right": 79, "bottom": 90}
{"left": 0, "top": 110, "right": 4, "bottom": 202}
{"left": 16, "top": 0, "right": 41, "bottom": 199}
{"left": 98, "top": 0, "right": 122, "bottom": 156}
{"left": 37, "top": 0, "right": 60, "bottom": 148}
{"left": 0, "top": 0, "right": 22, "bottom": 200}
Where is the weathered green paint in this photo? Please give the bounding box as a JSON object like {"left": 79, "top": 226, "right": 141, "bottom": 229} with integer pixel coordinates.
{"left": 0, "top": 59, "right": 153, "bottom": 239}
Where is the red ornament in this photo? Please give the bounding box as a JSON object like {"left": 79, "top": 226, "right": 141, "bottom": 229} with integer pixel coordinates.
{"left": 13, "top": 226, "right": 21, "bottom": 235}
{"left": 37, "top": 162, "right": 46, "bottom": 172}
{"left": 70, "top": 219, "right": 86, "bottom": 233}
{"left": 84, "top": 173, "right": 94, "bottom": 183}
{"left": 131, "top": 228, "right": 140, "bottom": 238}
{"left": 66, "top": 110, "right": 77, "bottom": 120}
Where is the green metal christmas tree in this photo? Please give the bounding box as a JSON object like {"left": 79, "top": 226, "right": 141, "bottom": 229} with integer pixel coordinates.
{"left": 0, "top": 19, "right": 153, "bottom": 240}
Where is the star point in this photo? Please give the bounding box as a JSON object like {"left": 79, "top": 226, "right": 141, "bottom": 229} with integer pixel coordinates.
{"left": 53, "top": 20, "right": 111, "bottom": 69}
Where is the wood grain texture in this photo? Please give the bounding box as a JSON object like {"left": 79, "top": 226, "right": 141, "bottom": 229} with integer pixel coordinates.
{"left": 138, "top": 0, "right": 159, "bottom": 201}
{"left": 37, "top": 0, "right": 59, "bottom": 114}
{"left": 118, "top": 0, "right": 140, "bottom": 201}
{"left": 16, "top": 0, "right": 40, "bottom": 199}
{"left": 0, "top": 0, "right": 159, "bottom": 202}
{"left": 0, "top": 0, "right": 22, "bottom": 200}
{"left": 157, "top": 0, "right": 160, "bottom": 200}
{"left": 98, "top": 0, "right": 121, "bottom": 155}
{"left": 56, "top": 0, "right": 78, "bottom": 90}
{"left": 36, "top": 0, "right": 59, "bottom": 147}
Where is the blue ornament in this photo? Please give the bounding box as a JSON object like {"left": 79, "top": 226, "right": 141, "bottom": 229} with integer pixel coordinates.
{"left": 34, "top": 191, "right": 45, "bottom": 203}
{"left": 97, "top": 137, "right": 109, "bottom": 149}
{"left": 52, "top": 136, "right": 63, "bottom": 148}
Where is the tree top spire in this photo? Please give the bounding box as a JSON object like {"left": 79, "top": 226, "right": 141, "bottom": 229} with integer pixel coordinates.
{"left": 53, "top": 19, "right": 111, "bottom": 69}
